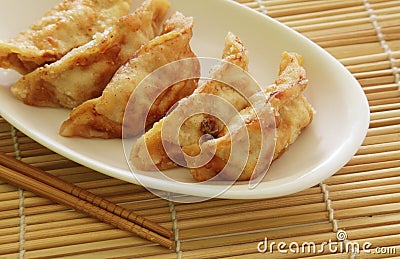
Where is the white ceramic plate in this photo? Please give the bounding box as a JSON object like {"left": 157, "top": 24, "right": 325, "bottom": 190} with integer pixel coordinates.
{"left": 0, "top": 0, "right": 369, "bottom": 200}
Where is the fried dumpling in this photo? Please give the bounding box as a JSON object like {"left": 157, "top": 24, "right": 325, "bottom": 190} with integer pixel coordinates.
{"left": 10, "top": 0, "right": 170, "bottom": 108}
{"left": 131, "top": 32, "right": 250, "bottom": 171}
{"left": 59, "top": 12, "right": 198, "bottom": 138}
{"left": 186, "top": 52, "right": 314, "bottom": 181}
{"left": 0, "top": 0, "right": 131, "bottom": 74}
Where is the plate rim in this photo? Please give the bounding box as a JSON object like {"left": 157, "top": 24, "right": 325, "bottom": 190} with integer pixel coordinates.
{"left": 0, "top": 0, "right": 370, "bottom": 200}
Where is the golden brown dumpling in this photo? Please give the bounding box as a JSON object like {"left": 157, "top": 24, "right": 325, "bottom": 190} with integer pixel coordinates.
{"left": 10, "top": 0, "right": 170, "bottom": 108}
{"left": 0, "top": 0, "right": 131, "bottom": 74}
{"left": 131, "top": 32, "right": 250, "bottom": 171}
{"left": 187, "top": 52, "right": 314, "bottom": 181}
{"left": 59, "top": 12, "right": 198, "bottom": 138}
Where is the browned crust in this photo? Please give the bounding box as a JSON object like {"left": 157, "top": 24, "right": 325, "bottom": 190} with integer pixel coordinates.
{"left": 131, "top": 32, "right": 249, "bottom": 171}
{"left": 187, "top": 52, "right": 315, "bottom": 181}
{"left": 60, "top": 11, "right": 197, "bottom": 138}
{"left": 0, "top": 0, "right": 131, "bottom": 74}
{"left": 59, "top": 99, "right": 123, "bottom": 138}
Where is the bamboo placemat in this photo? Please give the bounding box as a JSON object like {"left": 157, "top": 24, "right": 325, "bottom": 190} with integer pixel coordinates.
{"left": 1, "top": 0, "right": 399, "bottom": 258}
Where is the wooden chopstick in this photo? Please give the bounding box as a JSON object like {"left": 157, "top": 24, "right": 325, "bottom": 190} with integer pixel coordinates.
{"left": 0, "top": 153, "right": 174, "bottom": 249}
{"left": 0, "top": 153, "right": 172, "bottom": 239}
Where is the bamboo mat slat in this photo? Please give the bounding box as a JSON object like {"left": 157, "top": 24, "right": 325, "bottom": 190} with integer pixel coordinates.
{"left": 0, "top": 0, "right": 399, "bottom": 258}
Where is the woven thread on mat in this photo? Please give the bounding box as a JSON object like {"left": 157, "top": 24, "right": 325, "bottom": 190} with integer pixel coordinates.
{"left": 319, "top": 183, "right": 338, "bottom": 232}
{"left": 363, "top": 0, "right": 400, "bottom": 90}
{"left": 11, "top": 126, "right": 26, "bottom": 259}
{"left": 168, "top": 199, "right": 182, "bottom": 258}
{"left": 256, "top": 0, "right": 268, "bottom": 15}
{"left": 17, "top": 189, "right": 25, "bottom": 259}
{"left": 320, "top": 183, "right": 357, "bottom": 258}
